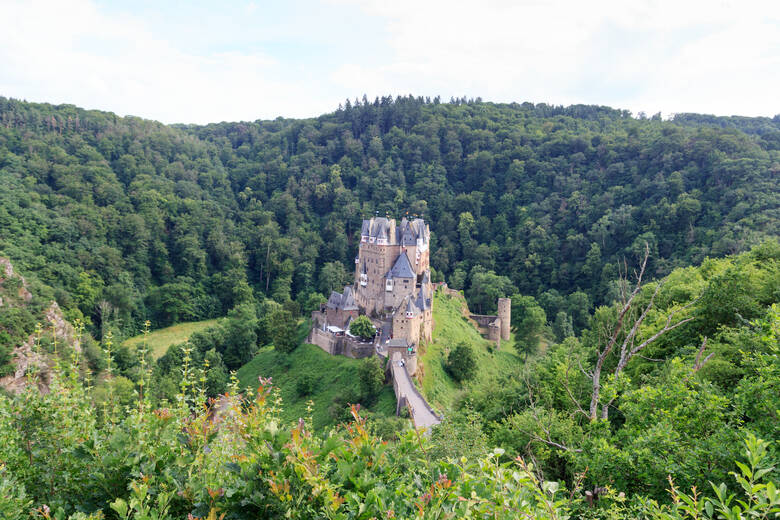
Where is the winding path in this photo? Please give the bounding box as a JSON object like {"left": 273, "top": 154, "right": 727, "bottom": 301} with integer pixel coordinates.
{"left": 390, "top": 353, "right": 441, "bottom": 431}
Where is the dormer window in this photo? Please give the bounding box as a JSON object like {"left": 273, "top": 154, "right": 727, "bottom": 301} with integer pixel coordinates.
{"left": 361, "top": 235, "right": 368, "bottom": 243}
{"left": 377, "top": 238, "right": 388, "bottom": 245}
{"left": 386, "top": 279, "right": 394, "bottom": 292}
{"left": 369, "top": 236, "right": 376, "bottom": 244}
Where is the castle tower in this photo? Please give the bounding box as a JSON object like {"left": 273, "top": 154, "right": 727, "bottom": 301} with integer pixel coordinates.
{"left": 497, "top": 297, "right": 511, "bottom": 341}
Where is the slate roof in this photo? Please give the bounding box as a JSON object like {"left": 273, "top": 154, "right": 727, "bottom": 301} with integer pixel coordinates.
{"left": 361, "top": 217, "right": 429, "bottom": 246}
{"left": 415, "top": 288, "right": 430, "bottom": 311}
{"left": 376, "top": 222, "right": 388, "bottom": 240}
{"left": 370, "top": 217, "right": 392, "bottom": 238}
{"left": 404, "top": 296, "right": 420, "bottom": 316}
{"left": 341, "top": 286, "right": 357, "bottom": 310}
{"left": 400, "top": 219, "right": 416, "bottom": 245}
{"left": 326, "top": 286, "right": 358, "bottom": 311}
{"left": 326, "top": 291, "right": 342, "bottom": 309}
{"left": 387, "top": 252, "right": 415, "bottom": 279}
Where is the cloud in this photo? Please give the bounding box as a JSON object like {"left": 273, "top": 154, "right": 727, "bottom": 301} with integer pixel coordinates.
{"left": 332, "top": 0, "right": 780, "bottom": 117}
{"left": 0, "top": 0, "right": 777, "bottom": 122}
{"left": 0, "top": 0, "right": 334, "bottom": 123}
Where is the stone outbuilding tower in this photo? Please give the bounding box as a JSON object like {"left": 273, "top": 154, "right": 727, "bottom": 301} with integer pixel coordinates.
{"left": 497, "top": 297, "right": 511, "bottom": 341}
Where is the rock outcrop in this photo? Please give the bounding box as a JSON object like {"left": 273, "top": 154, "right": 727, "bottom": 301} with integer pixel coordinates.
{"left": 0, "top": 257, "right": 33, "bottom": 303}
{"left": 0, "top": 257, "right": 80, "bottom": 394}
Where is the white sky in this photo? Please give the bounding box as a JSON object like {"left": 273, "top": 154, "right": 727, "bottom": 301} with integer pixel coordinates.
{"left": 1, "top": 0, "right": 778, "bottom": 124}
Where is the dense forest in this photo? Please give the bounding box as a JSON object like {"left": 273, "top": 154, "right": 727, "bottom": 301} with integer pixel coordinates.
{"left": 0, "top": 96, "right": 778, "bottom": 518}
{"left": 1, "top": 96, "right": 778, "bottom": 338}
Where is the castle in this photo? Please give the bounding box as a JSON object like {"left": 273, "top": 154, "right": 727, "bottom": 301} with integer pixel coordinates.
{"left": 307, "top": 215, "right": 510, "bottom": 429}
{"left": 309, "top": 217, "right": 433, "bottom": 371}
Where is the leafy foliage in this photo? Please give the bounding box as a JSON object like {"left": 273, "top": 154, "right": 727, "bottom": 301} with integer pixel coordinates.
{"left": 348, "top": 315, "right": 375, "bottom": 341}
{"left": 461, "top": 243, "right": 780, "bottom": 501}
{"left": 0, "top": 350, "right": 776, "bottom": 519}
{"left": 270, "top": 307, "right": 299, "bottom": 354}
{"left": 357, "top": 355, "right": 385, "bottom": 403}
{"left": 445, "top": 341, "right": 478, "bottom": 382}
{"left": 1, "top": 95, "right": 778, "bottom": 350}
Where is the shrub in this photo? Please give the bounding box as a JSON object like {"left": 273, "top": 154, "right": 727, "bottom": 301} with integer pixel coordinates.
{"left": 295, "top": 371, "right": 317, "bottom": 396}
{"left": 357, "top": 356, "right": 384, "bottom": 404}
{"left": 445, "top": 341, "right": 477, "bottom": 382}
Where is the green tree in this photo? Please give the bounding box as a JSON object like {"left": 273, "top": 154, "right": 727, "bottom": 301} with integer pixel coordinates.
{"left": 357, "top": 356, "right": 385, "bottom": 403}
{"left": 220, "top": 304, "right": 259, "bottom": 370}
{"left": 445, "top": 341, "right": 477, "bottom": 382}
{"left": 295, "top": 371, "right": 317, "bottom": 396}
{"left": 319, "top": 261, "right": 350, "bottom": 295}
{"left": 552, "top": 311, "right": 574, "bottom": 342}
{"left": 511, "top": 295, "right": 547, "bottom": 361}
{"left": 349, "top": 315, "right": 376, "bottom": 341}
{"left": 467, "top": 268, "right": 516, "bottom": 314}
{"left": 270, "top": 308, "right": 299, "bottom": 354}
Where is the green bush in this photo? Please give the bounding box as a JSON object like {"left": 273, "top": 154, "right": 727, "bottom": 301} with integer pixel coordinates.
{"left": 445, "top": 341, "right": 477, "bottom": 382}
{"left": 0, "top": 354, "right": 776, "bottom": 519}
{"left": 295, "top": 371, "right": 317, "bottom": 396}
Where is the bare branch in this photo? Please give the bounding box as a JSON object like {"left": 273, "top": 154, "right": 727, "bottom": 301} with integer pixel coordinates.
{"left": 564, "top": 360, "right": 590, "bottom": 419}
{"left": 589, "top": 246, "right": 649, "bottom": 420}
{"left": 616, "top": 281, "right": 665, "bottom": 371}
{"left": 577, "top": 357, "right": 592, "bottom": 379}
{"left": 627, "top": 312, "right": 695, "bottom": 359}
{"left": 524, "top": 398, "right": 583, "bottom": 453}
{"left": 636, "top": 354, "right": 665, "bottom": 362}
{"left": 601, "top": 292, "right": 698, "bottom": 419}
{"left": 692, "top": 337, "right": 711, "bottom": 371}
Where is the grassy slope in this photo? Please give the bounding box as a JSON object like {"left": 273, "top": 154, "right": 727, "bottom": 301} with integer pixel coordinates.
{"left": 122, "top": 319, "right": 220, "bottom": 359}
{"left": 419, "top": 290, "right": 521, "bottom": 412}
{"left": 237, "top": 343, "right": 396, "bottom": 430}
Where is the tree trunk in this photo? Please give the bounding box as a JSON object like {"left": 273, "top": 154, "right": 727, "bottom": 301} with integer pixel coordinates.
{"left": 589, "top": 364, "right": 601, "bottom": 421}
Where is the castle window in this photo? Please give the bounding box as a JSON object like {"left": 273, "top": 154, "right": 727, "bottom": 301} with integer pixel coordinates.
{"left": 386, "top": 279, "right": 394, "bottom": 291}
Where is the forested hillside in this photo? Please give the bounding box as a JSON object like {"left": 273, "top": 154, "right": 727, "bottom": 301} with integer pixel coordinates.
{"left": 0, "top": 96, "right": 779, "bottom": 518}
{"left": 1, "top": 96, "right": 778, "bottom": 344}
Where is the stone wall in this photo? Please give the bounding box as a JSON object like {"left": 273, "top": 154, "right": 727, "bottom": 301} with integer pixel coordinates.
{"left": 487, "top": 321, "right": 501, "bottom": 347}
{"left": 309, "top": 327, "right": 338, "bottom": 355}
{"left": 342, "top": 337, "right": 375, "bottom": 359}
{"left": 393, "top": 311, "right": 422, "bottom": 346}
{"left": 326, "top": 307, "right": 358, "bottom": 329}
{"left": 469, "top": 313, "right": 502, "bottom": 347}
{"left": 307, "top": 327, "right": 374, "bottom": 359}
{"left": 469, "top": 314, "right": 498, "bottom": 327}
